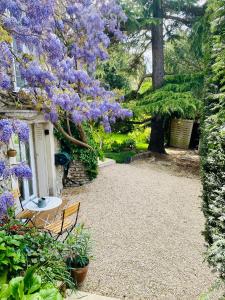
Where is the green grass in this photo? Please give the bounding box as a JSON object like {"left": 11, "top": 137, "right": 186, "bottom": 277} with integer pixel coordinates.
{"left": 136, "top": 143, "right": 148, "bottom": 151}
{"left": 105, "top": 151, "right": 136, "bottom": 163}
{"left": 104, "top": 133, "right": 128, "bottom": 143}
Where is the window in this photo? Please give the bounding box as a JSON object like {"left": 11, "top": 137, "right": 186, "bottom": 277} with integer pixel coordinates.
{"left": 12, "top": 41, "right": 29, "bottom": 90}
{"left": 12, "top": 125, "right": 37, "bottom": 202}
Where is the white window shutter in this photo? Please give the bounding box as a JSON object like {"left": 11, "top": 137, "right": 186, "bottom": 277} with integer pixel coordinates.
{"left": 34, "top": 124, "right": 49, "bottom": 197}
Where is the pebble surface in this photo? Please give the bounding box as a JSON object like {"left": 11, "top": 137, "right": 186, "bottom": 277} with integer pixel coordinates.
{"left": 64, "top": 161, "right": 220, "bottom": 300}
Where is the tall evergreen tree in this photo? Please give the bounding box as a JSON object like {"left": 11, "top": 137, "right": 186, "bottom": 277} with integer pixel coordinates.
{"left": 122, "top": 0, "right": 205, "bottom": 153}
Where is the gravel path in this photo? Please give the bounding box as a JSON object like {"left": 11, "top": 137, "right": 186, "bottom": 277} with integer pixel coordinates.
{"left": 64, "top": 161, "right": 218, "bottom": 300}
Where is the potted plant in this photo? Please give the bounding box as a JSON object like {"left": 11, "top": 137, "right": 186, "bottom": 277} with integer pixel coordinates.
{"left": 7, "top": 148, "right": 17, "bottom": 157}
{"left": 65, "top": 224, "right": 92, "bottom": 286}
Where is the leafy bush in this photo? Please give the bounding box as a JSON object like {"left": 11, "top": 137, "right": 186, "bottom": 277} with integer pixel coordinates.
{"left": 0, "top": 220, "right": 74, "bottom": 290}
{"left": 128, "top": 128, "right": 150, "bottom": 144}
{"left": 0, "top": 231, "right": 26, "bottom": 281}
{"left": 0, "top": 267, "right": 62, "bottom": 300}
{"left": 201, "top": 0, "right": 225, "bottom": 280}
{"left": 104, "top": 138, "right": 136, "bottom": 152}
{"left": 55, "top": 123, "right": 100, "bottom": 180}
{"left": 25, "top": 230, "right": 74, "bottom": 289}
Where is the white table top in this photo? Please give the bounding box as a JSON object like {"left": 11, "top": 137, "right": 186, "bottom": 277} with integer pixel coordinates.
{"left": 25, "top": 196, "right": 62, "bottom": 212}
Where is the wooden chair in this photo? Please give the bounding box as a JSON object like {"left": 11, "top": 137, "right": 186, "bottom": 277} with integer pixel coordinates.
{"left": 44, "top": 202, "right": 80, "bottom": 241}
{"left": 12, "top": 189, "right": 36, "bottom": 223}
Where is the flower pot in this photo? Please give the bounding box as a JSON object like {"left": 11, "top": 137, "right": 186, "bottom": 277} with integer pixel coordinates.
{"left": 7, "top": 149, "right": 17, "bottom": 157}
{"left": 70, "top": 265, "right": 89, "bottom": 286}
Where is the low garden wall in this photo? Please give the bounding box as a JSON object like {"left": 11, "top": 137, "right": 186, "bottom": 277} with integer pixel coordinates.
{"left": 64, "top": 160, "right": 90, "bottom": 187}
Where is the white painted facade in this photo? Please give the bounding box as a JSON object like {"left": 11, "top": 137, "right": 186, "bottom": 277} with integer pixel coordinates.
{"left": 0, "top": 109, "right": 63, "bottom": 206}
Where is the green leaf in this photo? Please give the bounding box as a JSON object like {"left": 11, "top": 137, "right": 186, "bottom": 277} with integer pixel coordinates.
{"left": 0, "top": 283, "right": 11, "bottom": 299}
{"left": 24, "top": 267, "right": 41, "bottom": 294}
{"left": 39, "top": 288, "right": 63, "bottom": 300}
{"left": 9, "top": 276, "right": 24, "bottom": 299}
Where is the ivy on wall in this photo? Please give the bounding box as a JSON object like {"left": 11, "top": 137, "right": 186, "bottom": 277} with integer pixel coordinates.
{"left": 55, "top": 123, "right": 100, "bottom": 181}
{"left": 201, "top": 0, "right": 225, "bottom": 279}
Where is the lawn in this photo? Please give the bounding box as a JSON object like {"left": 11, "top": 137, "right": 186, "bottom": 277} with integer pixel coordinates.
{"left": 99, "top": 132, "right": 148, "bottom": 163}
{"left": 105, "top": 151, "right": 136, "bottom": 163}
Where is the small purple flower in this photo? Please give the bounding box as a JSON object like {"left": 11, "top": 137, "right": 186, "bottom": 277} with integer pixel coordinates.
{"left": 13, "top": 120, "right": 30, "bottom": 143}
{"left": 72, "top": 111, "right": 85, "bottom": 124}
{"left": 0, "top": 124, "right": 13, "bottom": 144}
{"left": 12, "top": 163, "right": 32, "bottom": 179}
{"left": 0, "top": 161, "right": 6, "bottom": 177}
{"left": 0, "top": 191, "right": 14, "bottom": 218}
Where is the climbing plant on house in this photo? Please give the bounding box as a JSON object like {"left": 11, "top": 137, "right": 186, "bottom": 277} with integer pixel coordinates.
{"left": 0, "top": 0, "right": 131, "bottom": 215}
{"left": 201, "top": 0, "right": 225, "bottom": 280}
{"left": 0, "top": 0, "right": 132, "bottom": 150}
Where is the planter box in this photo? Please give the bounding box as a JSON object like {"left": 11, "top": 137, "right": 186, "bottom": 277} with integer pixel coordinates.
{"left": 170, "top": 119, "right": 194, "bottom": 149}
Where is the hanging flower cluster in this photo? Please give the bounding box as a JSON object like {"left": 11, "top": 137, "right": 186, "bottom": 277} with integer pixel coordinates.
{"left": 0, "top": 119, "right": 31, "bottom": 218}
{"left": 0, "top": 0, "right": 132, "bottom": 133}
{"left": 0, "top": 119, "right": 30, "bottom": 144}
{"left": 0, "top": 191, "right": 14, "bottom": 219}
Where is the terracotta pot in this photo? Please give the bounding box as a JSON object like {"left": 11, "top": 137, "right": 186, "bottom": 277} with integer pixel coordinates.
{"left": 70, "top": 265, "right": 89, "bottom": 285}
{"left": 7, "top": 149, "right": 17, "bottom": 157}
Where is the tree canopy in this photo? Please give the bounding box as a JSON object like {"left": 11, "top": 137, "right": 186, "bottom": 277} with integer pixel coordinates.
{"left": 0, "top": 0, "right": 132, "bottom": 149}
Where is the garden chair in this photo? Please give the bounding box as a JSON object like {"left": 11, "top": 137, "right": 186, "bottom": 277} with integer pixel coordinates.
{"left": 13, "top": 189, "right": 36, "bottom": 224}
{"left": 44, "top": 202, "right": 80, "bottom": 241}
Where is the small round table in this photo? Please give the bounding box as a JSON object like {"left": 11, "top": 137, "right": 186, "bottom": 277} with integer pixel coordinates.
{"left": 25, "top": 196, "right": 62, "bottom": 212}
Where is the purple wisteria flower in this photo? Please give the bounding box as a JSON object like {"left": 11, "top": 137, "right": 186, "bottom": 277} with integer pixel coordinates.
{"left": 0, "top": 191, "right": 14, "bottom": 218}
{"left": 0, "top": 123, "right": 13, "bottom": 144}
{"left": 12, "top": 163, "right": 32, "bottom": 179}
{"left": 0, "top": 0, "right": 132, "bottom": 133}
{"left": 0, "top": 161, "right": 6, "bottom": 177}
{"left": 13, "top": 120, "right": 30, "bottom": 143}
{"left": 0, "top": 119, "right": 29, "bottom": 144}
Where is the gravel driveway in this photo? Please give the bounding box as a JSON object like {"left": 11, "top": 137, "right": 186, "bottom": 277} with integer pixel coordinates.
{"left": 64, "top": 160, "right": 219, "bottom": 300}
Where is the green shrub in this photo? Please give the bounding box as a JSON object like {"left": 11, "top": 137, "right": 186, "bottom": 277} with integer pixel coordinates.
{"left": 128, "top": 128, "right": 150, "bottom": 144}
{"left": 55, "top": 123, "right": 100, "bottom": 180}
{"left": 0, "top": 230, "right": 26, "bottom": 282}
{"left": 201, "top": 0, "right": 225, "bottom": 281}
{"left": 0, "top": 267, "right": 62, "bottom": 300}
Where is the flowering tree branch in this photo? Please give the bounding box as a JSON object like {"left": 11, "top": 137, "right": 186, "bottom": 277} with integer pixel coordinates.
{"left": 54, "top": 123, "right": 94, "bottom": 151}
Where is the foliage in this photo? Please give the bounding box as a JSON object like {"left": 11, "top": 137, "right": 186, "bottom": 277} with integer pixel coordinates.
{"left": 139, "top": 80, "right": 152, "bottom": 95}
{"left": 111, "top": 119, "right": 134, "bottom": 134}
{"left": 105, "top": 151, "right": 136, "bottom": 164}
{"left": 0, "top": 230, "right": 26, "bottom": 281}
{"left": 100, "top": 133, "right": 136, "bottom": 153}
{"left": 0, "top": 120, "right": 31, "bottom": 218}
{"left": 65, "top": 224, "right": 92, "bottom": 269}
{"left": 201, "top": 0, "right": 225, "bottom": 281}
{"left": 0, "top": 0, "right": 132, "bottom": 149}
{"left": 128, "top": 128, "right": 150, "bottom": 144}
{"left": 55, "top": 123, "right": 99, "bottom": 180}
{"left": 24, "top": 230, "right": 74, "bottom": 289}
{"left": 165, "top": 33, "right": 205, "bottom": 75}
{"left": 0, "top": 219, "right": 75, "bottom": 290}
{"left": 131, "top": 74, "right": 204, "bottom": 119}
{"left": 96, "top": 44, "right": 133, "bottom": 92}
{"left": 0, "top": 267, "right": 62, "bottom": 300}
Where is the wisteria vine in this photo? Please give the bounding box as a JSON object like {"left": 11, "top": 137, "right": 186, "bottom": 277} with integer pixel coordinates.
{"left": 0, "top": 119, "right": 31, "bottom": 218}
{"left": 0, "top": 0, "right": 132, "bottom": 137}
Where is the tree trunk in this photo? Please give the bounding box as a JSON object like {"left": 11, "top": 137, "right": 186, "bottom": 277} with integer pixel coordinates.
{"left": 148, "top": 115, "right": 166, "bottom": 153}
{"left": 148, "top": 0, "right": 166, "bottom": 153}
